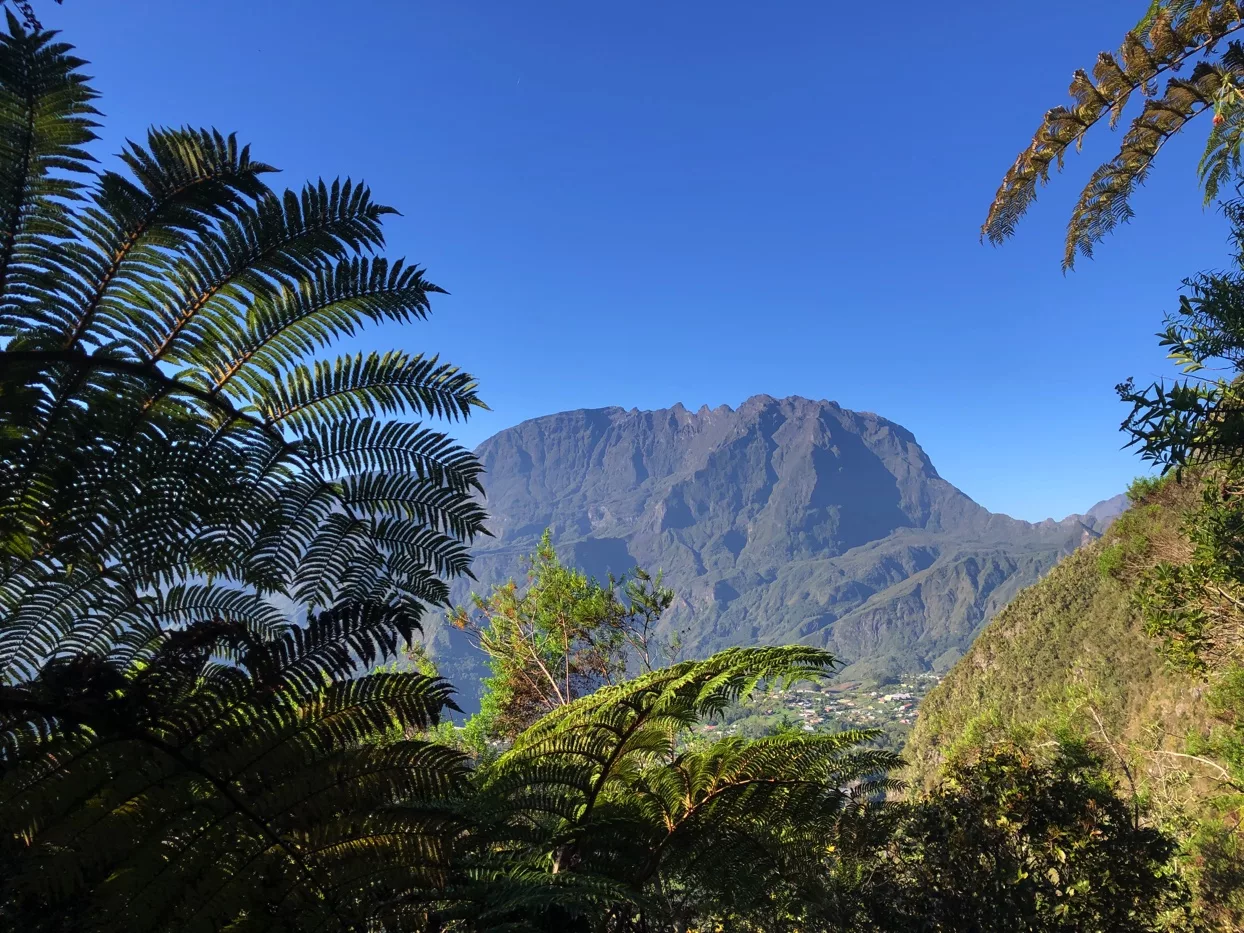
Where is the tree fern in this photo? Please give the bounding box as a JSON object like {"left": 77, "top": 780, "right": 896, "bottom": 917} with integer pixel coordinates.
{"left": 472, "top": 647, "right": 901, "bottom": 930}
{"left": 0, "top": 13, "right": 485, "bottom": 930}
{"left": 983, "top": 1, "right": 1244, "bottom": 267}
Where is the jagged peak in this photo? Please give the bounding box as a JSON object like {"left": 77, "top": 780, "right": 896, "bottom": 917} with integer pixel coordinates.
{"left": 495, "top": 396, "right": 896, "bottom": 436}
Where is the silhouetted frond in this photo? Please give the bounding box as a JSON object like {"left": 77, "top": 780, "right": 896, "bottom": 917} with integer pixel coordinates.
{"left": 0, "top": 15, "right": 485, "bottom": 930}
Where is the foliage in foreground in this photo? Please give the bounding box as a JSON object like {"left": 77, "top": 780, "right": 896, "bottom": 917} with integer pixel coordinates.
{"left": 1119, "top": 204, "right": 1244, "bottom": 679}
{"left": 467, "top": 645, "right": 899, "bottom": 930}
{"left": 909, "top": 205, "right": 1244, "bottom": 927}
{"left": 0, "top": 13, "right": 485, "bottom": 931}
{"left": 981, "top": 8, "right": 1244, "bottom": 923}
{"left": 867, "top": 744, "right": 1188, "bottom": 932}
{"left": 984, "top": 1, "right": 1244, "bottom": 268}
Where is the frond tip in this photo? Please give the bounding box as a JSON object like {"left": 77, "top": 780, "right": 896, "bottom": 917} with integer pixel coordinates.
{"left": 982, "top": 1, "right": 1244, "bottom": 268}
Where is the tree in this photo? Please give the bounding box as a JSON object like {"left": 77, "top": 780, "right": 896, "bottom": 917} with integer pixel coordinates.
{"left": 864, "top": 743, "right": 1188, "bottom": 933}
{"left": 984, "top": 1, "right": 1244, "bottom": 268}
{"left": 1117, "top": 201, "right": 1244, "bottom": 476}
{"left": 451, "top": 531, "right": 675, "bottom": 742}
{"left": 0, "top": 15, "right": 486, "bottom": 931}
{"left": 469, "top": 645, "right": 901, "bottom": 932}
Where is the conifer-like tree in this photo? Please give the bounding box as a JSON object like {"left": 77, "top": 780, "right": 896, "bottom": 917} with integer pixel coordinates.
{"left": 451, "top": 531, "right": 676, "bottom": 743}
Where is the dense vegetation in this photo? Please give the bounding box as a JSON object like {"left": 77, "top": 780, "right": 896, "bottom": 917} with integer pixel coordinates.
{"left": 0, "top": 4, "right": 1228, "bottom": 931}
{"left": 0, "top": 9, "right": 489, "bottom": 928}
{"left": 907, "top": 217, "right": 1244, "bottom": 926}
{"left": 907, "top": 3, "right": 1244, "bottom": 930}
{"left": 453, "top": 543, "right": 1190, "bottom": 931}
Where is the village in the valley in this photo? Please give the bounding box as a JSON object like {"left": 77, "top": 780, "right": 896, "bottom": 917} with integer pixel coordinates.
{"left": 695, "top": 672, "right": 943, "bottom": 751}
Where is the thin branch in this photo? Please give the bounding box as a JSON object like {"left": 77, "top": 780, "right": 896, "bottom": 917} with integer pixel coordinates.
{"left": 1088, "top": 705, "right": 1141, "bottom": 828}
{"left": 1149, "top": 749, "right": 1244, "bottom": 790}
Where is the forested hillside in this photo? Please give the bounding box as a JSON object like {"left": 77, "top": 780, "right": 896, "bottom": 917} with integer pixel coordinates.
{"left": 907, "top": 474, "right": 1244, "bottom": 926}
{"left": 908, "top": 478, "right": 1197, "bottom": 782}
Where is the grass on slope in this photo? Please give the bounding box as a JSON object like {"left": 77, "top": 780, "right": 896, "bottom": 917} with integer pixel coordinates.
{"left": 906, "top": 476, "right": 1244, "bottom": 929}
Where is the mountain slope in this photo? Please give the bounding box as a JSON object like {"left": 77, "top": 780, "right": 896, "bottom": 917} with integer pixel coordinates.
{"left": 904, "top": 478, "right": 1211, "bottom": 784}
{"left": 433, "top": 396, "right": 1116, "bottom": 702}
{"left": 903, "top": 474, "right": 1244, "bottom": 928}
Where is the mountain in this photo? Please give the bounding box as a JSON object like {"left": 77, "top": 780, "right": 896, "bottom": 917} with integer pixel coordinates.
{"left": 430, "top": 395, "right": 1119, "bottom": 705}
{"left": 1084, "top": 493, "right": 1129, "bottom": 526}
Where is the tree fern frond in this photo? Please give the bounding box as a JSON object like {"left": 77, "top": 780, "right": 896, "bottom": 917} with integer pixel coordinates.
{"left": 1064, "top": 67, "right": 1221, "bottom": 268}
{"left": 196, "top": 256, "right": 445, "bottom": 392}
{"left": 259, "top": 350, "right": 483, "bottom": 428}
{"left": 983, "top": 0, "right": 1244, "bottom": 264}
{"left": 301, "top": 417, "right": 483, "bottom": 491}
{"left": 136, "top": 179, "right": 395, "bottom": 369}
{"left": 0, "top": 14, "right": 98, "bottom": 334}
{"left": 61, "top": 128, "right": 276, "bottom": 351}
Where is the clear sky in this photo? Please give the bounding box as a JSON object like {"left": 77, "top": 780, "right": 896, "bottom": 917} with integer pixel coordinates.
{"left": 42, "top": 0, "right": 1235, "bottom": 521}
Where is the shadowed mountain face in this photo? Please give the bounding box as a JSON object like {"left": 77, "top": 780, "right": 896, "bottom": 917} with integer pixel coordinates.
{"left": 431, "top": 396, "right": 1120, "bottom": 705}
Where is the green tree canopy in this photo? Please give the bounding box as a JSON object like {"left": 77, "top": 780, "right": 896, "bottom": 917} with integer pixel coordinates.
{"left": 451, "top": 531, "right": 675, "bottom": 743}
{"left": 865, "top": 744, "right": 1188, "bottom": 932}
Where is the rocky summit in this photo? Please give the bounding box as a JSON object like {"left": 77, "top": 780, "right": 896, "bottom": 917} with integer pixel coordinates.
{"left": 431, "top": 395, "right": 1123, "bottom": 705}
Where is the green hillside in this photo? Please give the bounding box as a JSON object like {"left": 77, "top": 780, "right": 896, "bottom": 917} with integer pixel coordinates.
{"left": 907, "top": 476, "right": 1244, "bottom": 928}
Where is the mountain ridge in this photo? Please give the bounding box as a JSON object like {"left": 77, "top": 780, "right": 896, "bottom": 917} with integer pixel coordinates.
{"left": 430, "top": 396, "right": 1121, "bottom": 703}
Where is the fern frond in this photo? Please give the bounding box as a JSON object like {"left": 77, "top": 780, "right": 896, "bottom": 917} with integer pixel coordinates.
{"left": 0, "top": 15, "right": 98, "bottom": 336}
{"left": 259, "top": 350, "right": 483, "bottom": 428}
{"left": 983, "top": 1, "right": 1244, "bottom": 266}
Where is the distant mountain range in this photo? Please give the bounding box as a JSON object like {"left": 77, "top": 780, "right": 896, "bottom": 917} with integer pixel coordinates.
{"left": 429, "top": 395, "right": 1124, "bottom": 707}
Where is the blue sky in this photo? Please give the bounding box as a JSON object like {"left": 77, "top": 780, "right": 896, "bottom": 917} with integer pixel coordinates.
{"left": 44, "top": 0, "right": 1235, "bottom": 521}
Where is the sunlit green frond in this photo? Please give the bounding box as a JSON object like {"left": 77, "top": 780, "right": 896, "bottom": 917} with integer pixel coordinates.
{"left": 464, "top": 648, "right": 892, "bottom": 927}
{"left": 259, "top": 350, "right": 483, "bottom": 428}
{"left": 1064, "top": 66, "right": 1221, "bottom": 267}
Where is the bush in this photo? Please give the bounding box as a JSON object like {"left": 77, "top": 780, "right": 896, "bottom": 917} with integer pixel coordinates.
{"left": 864, "top": 743, "right": 1189, "bottom": 933}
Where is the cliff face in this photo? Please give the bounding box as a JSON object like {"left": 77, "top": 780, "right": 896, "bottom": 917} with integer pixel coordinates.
{"left": 433, "top": 396, "right": 1118, "bottom": 702}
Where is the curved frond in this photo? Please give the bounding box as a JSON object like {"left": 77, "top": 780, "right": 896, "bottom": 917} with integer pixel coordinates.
{"left": 983, "top": 1, "right": 1244, "bottom": 267}
{"left": 259, "top": 350, "right": 483, "bottom": 428}
{"left": 0, "top": 14, "right": 98, "bottom": 336}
